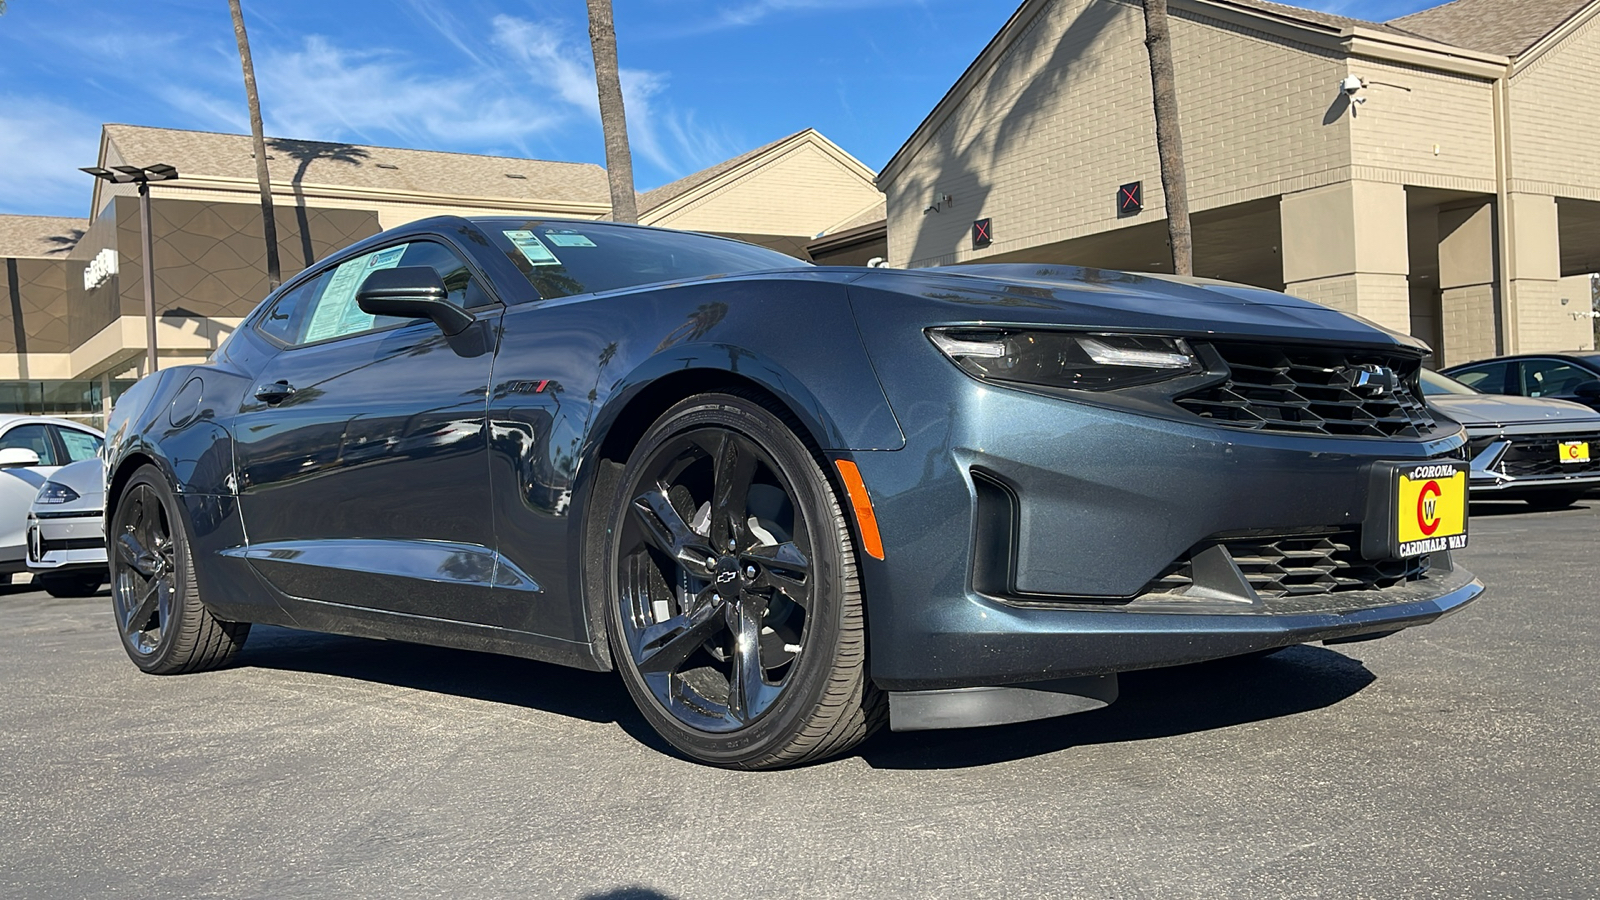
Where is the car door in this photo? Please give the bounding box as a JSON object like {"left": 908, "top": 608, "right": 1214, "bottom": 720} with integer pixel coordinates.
{"left": 1516, "top": 358, "right": 1600, "bottom": 411}
{"left": 0, "top": 423, "right": 66, "bottom": 562}
{"left": 230, "top": 237, "right": 513, "bottom": 624}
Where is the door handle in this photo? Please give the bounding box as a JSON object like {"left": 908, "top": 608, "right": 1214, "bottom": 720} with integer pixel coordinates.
{"left": 255, "top": 380, "right": 297, "bottom": 405}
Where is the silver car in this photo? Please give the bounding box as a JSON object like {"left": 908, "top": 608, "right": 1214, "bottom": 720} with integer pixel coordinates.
{"left": 1422, "top": 369, "right": 1600, "bottom": 509}
{"left": 0, "top": 415, "right": 106, "bottom": 587}
{"left": 25, "top": 457, "right": 107, "bottom": 597}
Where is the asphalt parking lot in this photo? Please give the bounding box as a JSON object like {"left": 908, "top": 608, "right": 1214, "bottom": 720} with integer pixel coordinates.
{"left": 3, "top": 499, "right": 1598, "bottom": 899}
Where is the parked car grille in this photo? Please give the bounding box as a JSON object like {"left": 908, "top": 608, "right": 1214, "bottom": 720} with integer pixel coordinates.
{"left": 1144, "top": 529, "right": 1430, "bottom": 599}
{"left": 1495, "top": 432, "right": 1600, "bottom": 477}
{"left": 1175, "top": 342, "right": 1438, "bottom": 438}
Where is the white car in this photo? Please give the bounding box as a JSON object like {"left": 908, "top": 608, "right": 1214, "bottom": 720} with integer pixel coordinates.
{"left": 0, "top": 415, "right": 106, "bottom": 593}
{"left": 26, "top": 457, "right": 108, "bottom": 596}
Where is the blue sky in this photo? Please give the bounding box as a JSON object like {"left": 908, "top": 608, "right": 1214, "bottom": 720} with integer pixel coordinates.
{"left": 0, "top": 0, "right": 1439, "bottom": 218}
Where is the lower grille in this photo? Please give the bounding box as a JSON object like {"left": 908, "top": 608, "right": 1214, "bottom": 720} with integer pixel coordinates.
{"left": 1145, "top": 529, "right": 1429, "bottom": 600}
{"left": 39, "top": 537, "right": 103, "bottom": 554}
{"left": 1497, "top": 433, "right": 1600, "bottom": 478}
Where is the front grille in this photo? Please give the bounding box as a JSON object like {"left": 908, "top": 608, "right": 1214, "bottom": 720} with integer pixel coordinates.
{"left": 1145, "top": 529, "right": 1430, "bottom": 600}
{"left": 1496, "top": 433, "right": 1600, "bottom": 477}
{"left": 1175, "top": 342, "right": 1437, "bottom": 438}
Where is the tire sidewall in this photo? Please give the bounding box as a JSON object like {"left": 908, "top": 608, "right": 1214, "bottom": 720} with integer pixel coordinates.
{"left": 111, "top": 467, "right": 197, "bottom": 671}
{"left": 605, "top": 393, "right": 853, "bottom": 765}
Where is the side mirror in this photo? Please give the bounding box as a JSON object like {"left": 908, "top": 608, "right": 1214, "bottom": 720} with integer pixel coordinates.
{"left": 0, "top": 448, "right": 41, "bottom": 469}
{"left": 356, "top": 267, "right": 474, "bottom": 336}
{"left": 1574, "top": 381, "right": 1600, "bottom": 399}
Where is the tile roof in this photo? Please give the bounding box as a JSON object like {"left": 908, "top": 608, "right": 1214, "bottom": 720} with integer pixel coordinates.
{"left": 1206, "top": 0, "right": 1404, "bottom": 34}
{"left": 101, "top": 124, "right": 610, "bottom": 204}
{"left": 1388, "top": 0, "right": 1594, "bottom": 57}
{"left": 637, "top": 131, "right": 808, "bottom": 214}
{"left": 0, "top": 215, "right": 90, "bottom": 259}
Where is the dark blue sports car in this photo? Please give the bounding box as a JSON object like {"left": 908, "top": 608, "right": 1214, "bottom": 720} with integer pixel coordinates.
{"left": 104, "top": 217, "right": 1483, "bottom": 768}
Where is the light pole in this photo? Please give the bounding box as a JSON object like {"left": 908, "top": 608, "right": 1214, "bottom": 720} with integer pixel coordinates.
{"left": 80, "top": 163, "right": 178, "bottom": 375}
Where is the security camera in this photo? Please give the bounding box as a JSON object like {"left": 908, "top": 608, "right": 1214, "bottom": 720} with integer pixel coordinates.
{"left": 1341, "top": 75, "right": 1366, "bottom": 96}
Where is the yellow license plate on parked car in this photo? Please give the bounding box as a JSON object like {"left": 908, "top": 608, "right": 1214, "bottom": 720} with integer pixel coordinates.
{"left": 1395, "top": 463, "right": 1468, "bottom": 558}
{"left": 1559, "top": 441, "right": 1591, "bottom": 464}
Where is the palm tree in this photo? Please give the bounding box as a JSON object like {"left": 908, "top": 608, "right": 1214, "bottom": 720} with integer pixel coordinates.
{"left": 229, "top": 0, "right": 282, "bottom": 289}
{"left": 585, "top": 0, "right": 639, "bottom": 224}
{"left": 1141, "top": 0, "right": 1193, "bottom": 276}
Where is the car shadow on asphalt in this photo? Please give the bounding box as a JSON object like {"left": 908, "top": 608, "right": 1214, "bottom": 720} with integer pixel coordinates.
{"left": 236, "top": 625, "right": 1375, "bottom": 770}
{"left": 235, "top": 624, "right": 672, "bottom": 751}
{"left": 857, "top": 644, "right": 1376, "bottom": 770}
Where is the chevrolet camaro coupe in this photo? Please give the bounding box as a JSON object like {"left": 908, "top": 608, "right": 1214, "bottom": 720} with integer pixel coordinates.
{"left": 103, "top": 217, "right": 1484, "bottom": 768}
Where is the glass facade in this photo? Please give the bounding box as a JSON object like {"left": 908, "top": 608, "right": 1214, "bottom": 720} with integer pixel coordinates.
{"left": 0, "top": 380, "right": 138, "bottom": 431}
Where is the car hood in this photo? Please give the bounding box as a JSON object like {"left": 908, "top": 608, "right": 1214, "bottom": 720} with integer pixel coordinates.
{"left": 856, "top": 264, "right": 1430, "bottom": 351}
{"left": 1427, "top": 393, "right": 1600, "bottom": 427}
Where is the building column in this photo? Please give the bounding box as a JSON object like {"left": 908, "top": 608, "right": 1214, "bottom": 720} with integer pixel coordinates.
{"left": 1438, "top": 200, "right": 1499, "bottom": 364}
{"left": 1504, "top": 193, "right": 1566, "bottom": 352}
{"left": 1280, "top": 181, "right": 1410, "bottom": 333}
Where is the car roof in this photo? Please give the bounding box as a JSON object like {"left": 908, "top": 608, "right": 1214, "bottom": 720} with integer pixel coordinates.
{"left": 0, "top": 414, "right": 104, "bottom": 435}
{"left": 1444, "top": 353, "right": 1600, "bottom": 369}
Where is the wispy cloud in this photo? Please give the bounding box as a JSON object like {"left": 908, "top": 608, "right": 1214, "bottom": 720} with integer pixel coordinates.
{"left": 678, "top": 0, "right": 927, "bottom": 34}
{"left": 0, "top": 98, "right": 101, "bottom": 216}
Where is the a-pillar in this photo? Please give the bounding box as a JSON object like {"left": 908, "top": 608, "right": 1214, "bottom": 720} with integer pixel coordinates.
{"left": 1280, "top": 181, "right": 1410, "bottom": 333}
{"left": 1504, "top": 193, "right": 1568, "bottom": 352}
{"left": 1438, "top": 200, "right": 1499, "bottom": 363}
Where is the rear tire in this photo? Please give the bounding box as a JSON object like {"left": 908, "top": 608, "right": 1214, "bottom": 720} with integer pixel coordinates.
{"left": 605, "top": 391, "right": 885, "bottom": 769}
{"left": 108, "top": 466, "right": 249, "bottom": 674}
{"left": 38, "top": 571, "right": 104, "bottom": 598}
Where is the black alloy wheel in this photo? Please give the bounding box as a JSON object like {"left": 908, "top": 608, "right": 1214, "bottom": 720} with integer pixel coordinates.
{"left": 607, "top": 392, "right": 883, "bottom": 768}
{"left": 109, "top": 466, "right": 249, "bottom": 674}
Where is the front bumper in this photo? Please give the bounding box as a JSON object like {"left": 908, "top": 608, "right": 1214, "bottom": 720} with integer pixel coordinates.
{"left": 849, "top": 356, "right": 1480, "bottom": 692}
{"left": 1466, "top": 427, "right": 1600, "bottom": 495}
{"left": 26, "top": 513, "right": 108, "bottom": 573}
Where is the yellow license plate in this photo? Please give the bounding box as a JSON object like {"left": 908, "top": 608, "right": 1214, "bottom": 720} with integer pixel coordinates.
{"left": 1559, "top": 441, "right": 1591, "bottom": 464}
{"left": 1395, "top": 463, "right": 1468, "bottom": 558}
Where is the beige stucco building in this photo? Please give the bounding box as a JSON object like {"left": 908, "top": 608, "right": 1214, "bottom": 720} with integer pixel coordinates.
{"left": 0, "top": 124, "right": 881, "bottom": 424}
{"left": 878, "top": 0, "right": 1600, "bottom": 365}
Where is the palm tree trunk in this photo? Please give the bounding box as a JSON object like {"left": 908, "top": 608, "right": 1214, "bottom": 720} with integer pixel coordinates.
{"left": 1142, "top": 0, "right": 1193, "bottom": 276}
{"left": 229, "top": 0, "right": 282, "bottom": 289}
{"left": 585, "top": 0, "right": 639, "bottom": 224}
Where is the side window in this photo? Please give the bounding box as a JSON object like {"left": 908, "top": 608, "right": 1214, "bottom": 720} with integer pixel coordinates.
{"left": 1451, "top": 362, "right": 1509, "bottom": 394}
{"left": 0, "top": 424, "right": 59, "bottom": 466}
{"left": 397, "top": 241, "right": 495, "bottom": 309}
{"left": 1519, "top": 360, "right": 1597, "bottom": 398}
{"left": 256, "top": 240, "right": 490, "bottom": 348}
{"left": 256, "top": 273, "right": 328, "bottom": 345}
{"left": 56, "top": 427, "right": 103, "bottom": 462}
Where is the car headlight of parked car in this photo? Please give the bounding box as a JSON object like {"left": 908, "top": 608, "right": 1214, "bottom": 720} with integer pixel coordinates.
{"left": 928, "top": 328, "right": 1202, "bottom": 390}
{"left": 35, "top": 482, "right": 82, "bottom": 504}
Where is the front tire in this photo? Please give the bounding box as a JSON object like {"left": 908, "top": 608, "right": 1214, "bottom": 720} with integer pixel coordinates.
{"left": 109, "top": 466, "right": 249, "bottom": 674}
{"left": 605, "top": 392, "right": 884, "bottom": 769}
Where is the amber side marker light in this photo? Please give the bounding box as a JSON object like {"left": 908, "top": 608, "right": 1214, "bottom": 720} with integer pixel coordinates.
{"left": 834, "top": 459, "right": 885, "bottom": 560}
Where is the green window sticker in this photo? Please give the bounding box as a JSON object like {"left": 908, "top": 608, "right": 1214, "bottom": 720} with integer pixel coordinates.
{"left": 505, "top": 230, "right": 562, "bottom": 266}
{"left": 545, "top": 231, "right": 597, "bottom": 248}
{"left": 303, "top": 245, "right": 408, "bottom": 343}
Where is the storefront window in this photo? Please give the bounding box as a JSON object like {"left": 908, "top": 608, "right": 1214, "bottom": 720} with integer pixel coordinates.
{"left": 0, "top": 380, "right": 138, "bottom": 430}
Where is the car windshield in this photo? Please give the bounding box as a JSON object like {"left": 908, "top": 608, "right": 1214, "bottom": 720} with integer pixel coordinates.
{"left": 1420, "top": 368, "right": 1479, "bottom": 396}
{"left": 481, "top": 220, "right": 808, "bottom": 301}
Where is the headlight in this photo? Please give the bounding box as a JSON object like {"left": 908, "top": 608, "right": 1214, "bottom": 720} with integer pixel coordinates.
{"left": 35, "top": 482, "right": 81, "bottom": 505}
{"left": 927, "top": 328, "right": 1201, "bottom": 390}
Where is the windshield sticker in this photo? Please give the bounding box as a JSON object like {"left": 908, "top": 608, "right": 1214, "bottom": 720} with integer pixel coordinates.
{"left": 545, "top": 231, "right": 597, "bottom": 248}
{"left": 303, "top": 245, "right": 407, "bottom": 343}
{"left": 505, "top": 230, "right": 562, "bottom": 266}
